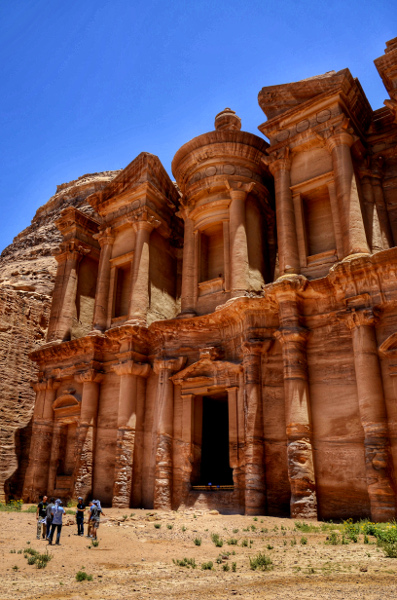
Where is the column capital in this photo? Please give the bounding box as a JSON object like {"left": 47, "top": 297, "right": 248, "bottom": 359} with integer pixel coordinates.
{"left": 242, "top": 339, "right": 273, "bottom": 357}
{"left": 111, "top": 360, "right": 151, "bottom": 378}
{"left": 153, "top": 356, "right": 186, "bottom": 375}
{"left": 34, "top": 378, "right": 60, "bottom": 392}
{"left": 345, "top": 307, "right": 377, "bottom": 330}
{"left": 131, "top": 208, "right": 161, "bottom": 233}
{"left": 93, "top": 227, "right": 115, "bottom": 247}
{"left": 74, "top": 369, "right": 104, "bottom": 384}
{"left": 53, "top": 240, "right": 91, "bottom": 264}
{"left": 262, "top": 146, "right": 291, "bottom": 174}
{"left": 316, "top": 117, "right": 358, "bottom": 152}
{"left": 225, "top": 180, "right": 255, "bottom": 201}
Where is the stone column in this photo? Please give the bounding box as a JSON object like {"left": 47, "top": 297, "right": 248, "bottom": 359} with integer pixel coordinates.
{"left": 264, "top": 148, "right": 300, "bottom": 276}
{"left": 358, "top": 171, "right": 383, "bottom": 252}
{"left": 227, "top": 181, "right": 254, "bottom": 293}
{"left": 111, "top": 361, "right": 150, "bottom": 508}
{"left": 47, "top": 421, "right": 64, "bottom": 495}
{"left": 324, "top": 130, "right": 369, "bottom": 257}
{"left": 22, "top": 380, "right": 59, "bottom": 502}
{"left": 153, "top": 357, "right": 185, "bottom": 510}
{"left": 47, "top": 242, "right": 89, "bottom": 342}
{"left": 242, "top": 341, "right": 266, "bottom": 515}
{"left": 128, "top": 212, "right": 160, "bottom": 325}
{"left": 73, "top": 370, "right": 103, "bottom": 502}
{"left": 223, "top": 219, "right": 231, "bottom": 291}
{"left": 371, "top": 156, "right": 394, "bottom": 248}
{"left": 275, "top": 319, "right": 317, "bottom": 519}
{"left": 92, "top": 228, "right": 114, "bottom": 331}
{"left": 346, "top": 308, "right": 396, "bottom": 521}
{"left": 180, "top": 212, "right": 197, "bottom": 316}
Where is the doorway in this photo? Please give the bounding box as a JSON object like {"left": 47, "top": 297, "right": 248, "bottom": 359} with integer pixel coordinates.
{"left": 196, "top": 394, "right": 233, "bottom": 486}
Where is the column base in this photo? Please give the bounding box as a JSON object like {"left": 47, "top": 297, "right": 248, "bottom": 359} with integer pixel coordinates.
{"left": 341, "top": 252, "right": 371, "bottom": 262}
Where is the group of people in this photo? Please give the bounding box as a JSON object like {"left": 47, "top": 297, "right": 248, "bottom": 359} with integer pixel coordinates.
{"left": 36, "top": 496, "right": 105, "bottom": 545}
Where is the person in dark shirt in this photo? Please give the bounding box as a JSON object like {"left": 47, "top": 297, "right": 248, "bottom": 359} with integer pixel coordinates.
{"left": 76, "top": 497, "right": 85, "bottom": 536}
{"left": 45, "top": 497, "right": 55, "bottom": 540}
{"left": 36, "top": 495, "right": 48, "bottom": 540}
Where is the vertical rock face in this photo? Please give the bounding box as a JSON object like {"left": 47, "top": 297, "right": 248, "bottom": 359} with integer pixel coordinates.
{"left": 0, "top": 172, "right": 119, "bottom": 501}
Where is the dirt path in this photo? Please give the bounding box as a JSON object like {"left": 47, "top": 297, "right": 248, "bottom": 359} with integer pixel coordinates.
{"left": 1, "top": 506, "right": 397, "bottom": 599}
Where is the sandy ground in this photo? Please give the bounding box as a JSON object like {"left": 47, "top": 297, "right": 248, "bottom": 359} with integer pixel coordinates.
{"left": 1, "top": 506, "right": 397, "bottom": 600}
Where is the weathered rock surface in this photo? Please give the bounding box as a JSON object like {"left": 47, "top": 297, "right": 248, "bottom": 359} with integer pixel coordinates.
{"left": 0, "top": 171, "right": 119, "bottom": 501}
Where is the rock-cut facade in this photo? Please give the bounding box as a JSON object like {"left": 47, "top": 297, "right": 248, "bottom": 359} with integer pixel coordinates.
{"left": 23, "top": 39, "right": 397, "bottom": 520}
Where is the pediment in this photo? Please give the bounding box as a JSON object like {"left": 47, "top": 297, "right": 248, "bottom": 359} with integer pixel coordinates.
{"left": 52, "top": 395, "right": 81, "bottom": 419}
{"left": 171, "top": 357, "right": 241, "bottom": 392}
{"left": 89, "top": 152, "right": 180, "bottom": 211}
{"left": 258, "top": 69, "right": 355, "bottom": 120}
{"left": 379, "top": 332, "right": 397, "bottom": 356}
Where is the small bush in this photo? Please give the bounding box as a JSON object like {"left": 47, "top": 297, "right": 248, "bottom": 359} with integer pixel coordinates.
{"left": 300, "top": 537, "right": 308, "bottom": 545}
{"left": 35, "top": 551, "right": 52, "bottom": 569}
{"left": 25, "top": 548, "right": 38, "bottom": 556}
{"left": 9, "top": 549, "right": 16, "bottom": 554}
{"left": 290, "top": 538, "right": 297, "bottom": 547}
{"left": 216, "top": 555, "right": 223, "bottom": 564}
{"left": 154, "top": 523, "right": 161, "bottom": 529}
{"left": 193, "top": 537, "right": 202, "bottom": 546}
{"left": 122, "top": 515, "right": 128, "bottom": 520}
{"left": 24, "top": 505, "right": 37, "bottom": 513}
{"left": 227, "top": 538, "right": 238, "bottom": 545}
{"left": 201, "top": 561, "right": 213, "bottom": 570}
{"left": 181, "top": 526, "right": 187, "bottom": 532}
{"left": 91, "top": 540, "right": 99, "bottom": 547}
{"left": 27, "top": 556, "right": 37, "bottom": 565}
{"left": 232, "top": 562, "right": 237, "bottom": 572}
{"left": 0, "top": 499, "right": 23, "bottom": 512}
{"left": 253, "top": 517, "right": 258, "bottom": 521}
{"left": 76, "top": 570, "right": 93, "bottom": 582}
{"left": 232, "top": 528, "right": 239, "bottom": 534}
{"left": 167, "top": 524, "right": 173, "bottom": 530}
{"left": 266, "top": 544, "right": 273, "bottom": 550}
{"left": 173, "top": 557, "right": 196, "bottom": 568}
{"left": 382, "top": 542, "right": 397, "bottom": 558}
{"left": 249, "top": 552, "right": 273, "bottom": 571}
{"left": 251, "top": 525, "right": 257, "bottom": 532}
{"left": 294, "top": 521, "right": 319, "bottom": 533}
{"left": 325, "top": 532, "right": 340, "bottom": 545}
{"left": 211, "top": 533, "right": 223, "bottom": 547}
{"left": 12, "top": 565, "right": 19, "bottom": 571}
{"left": 241, "top": 538, "right": 248, "bottom": 547}
{"left": 222, "top": 563, "right": 230, "bottom": 571}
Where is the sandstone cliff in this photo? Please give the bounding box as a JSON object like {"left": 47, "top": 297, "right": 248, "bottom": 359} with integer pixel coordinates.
{"left": 0, "top": 171, "right": 119, "bottom": 501}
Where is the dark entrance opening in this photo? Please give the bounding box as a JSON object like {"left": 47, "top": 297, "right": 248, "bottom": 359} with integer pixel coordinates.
{"left": 200, "top": 394, "right": 233, "bottom": 486}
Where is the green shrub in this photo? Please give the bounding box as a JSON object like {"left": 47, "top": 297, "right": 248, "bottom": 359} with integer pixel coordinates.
{"left": 382, "top": 542, "right": 397, "bottom": 558}
{"left": 251, "top": 525, "right": 256, "bottom": 532}
{"left": 167, "top": 524, "right": 173, "bottom": 530}
{"left": 211, "top": 533, "right": 223, "bottom": 547}
{"left": 325, "top": 532, "right": 340, "bottom": 545}
{"left": 222, "top": 563, "right": 230, "bottom": 571}
{"left": 91, "top": 540, "right": 99, "bottom": 547}
{"left": 9, "top": 549, "right": 16, "bottom": 554}
{"left": 266, "top": 544, "right": 273, "bottom": 550}
{"left": 193, "top": 537, "right": 202, "bottom": 546}
{"left": 24, "top": 506, "right": 37, "bottom": 513}
{"left": 216, "top": 555, "right": 223, "bottom": 564}
{"left": 0, "top": 499, "right": 23, "bottom": 512}
{"left": 249, "top": 552, "right": 273, "bottom": 571}
{"left": 154, "top": 523, "right": 161, "bottom": 529}
{"left": 241, "top": 538, "right": 248, "bottom": 547}
{"left": 294, "top": 521, "right": 319, "bottom": 533}
{"left": 232, "top": 562, "right": 237, "bottom": 572}
{"left": 227, "top": 538, "right": 238, "bottom": 545}
{"left": 300, "top": 537, "right": 308, "bottom": 545}
{"left": 232, "top": 528, "right": 239, "bottom": 534}
{"left": 76, "top": 571, "right": 93, "bottom": 581}
{"left": 35, "top": 551, "right": 52, "bottom": 569}
{"left": 290, "top": 538, "right": 297, "bottom": 547}
{"left": 201, "top": 561, "right": 213, "bottom": 570}
{"left": 173, "top": 557, "right": 196, "bottom": 568}
{"left": 27, "top": 556, "right": 37, "bottom": 565}
{"left": 12, "top": 565, "right": 19, "bottom": 571}
{"left": 24, "top": 548, "right": 38, "bottom": 556}
{"left": 122, "top": 515, "right": 128, "bottom": 520}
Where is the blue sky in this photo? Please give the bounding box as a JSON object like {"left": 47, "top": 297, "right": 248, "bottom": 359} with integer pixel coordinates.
{"left": 0, "top": 0, "right": 395, "bottom": 252}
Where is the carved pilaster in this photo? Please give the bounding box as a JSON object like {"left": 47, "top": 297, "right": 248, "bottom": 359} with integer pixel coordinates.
{"left": 128, "top": 210, "right": 160, "bottom": 325}
{"left": 111, "top": 359, "right": 151, "bottom": 508}
{"left": 263, "top": 147, "right": 300, "bottom": 277}
{"left": 345, "top": 307, "right": 396, "bottom": 521}
{"left": 47, "top": 242, "right": 91, "bottom": 342}
{"left": 153, "top": 357, "right": 186, "bottom": 510}
{"left": 73, "top": 369, "right": 103, "bottom": 501}
{"left": 241, "top": 341, "right": 268, "bottom": 515}
{"left": 92, "top": 227, "right": 115, "bottom": 332}
{"left": 274, "top": 326, "right": 317, "bottom": 519}
{"left": 317, "top": 119, "right": 369, "bottom": 258}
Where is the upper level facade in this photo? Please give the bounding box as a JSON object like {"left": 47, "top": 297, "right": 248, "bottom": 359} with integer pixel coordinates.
{"left": 46, "top": 38, "right": 397, "bottom": 344}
